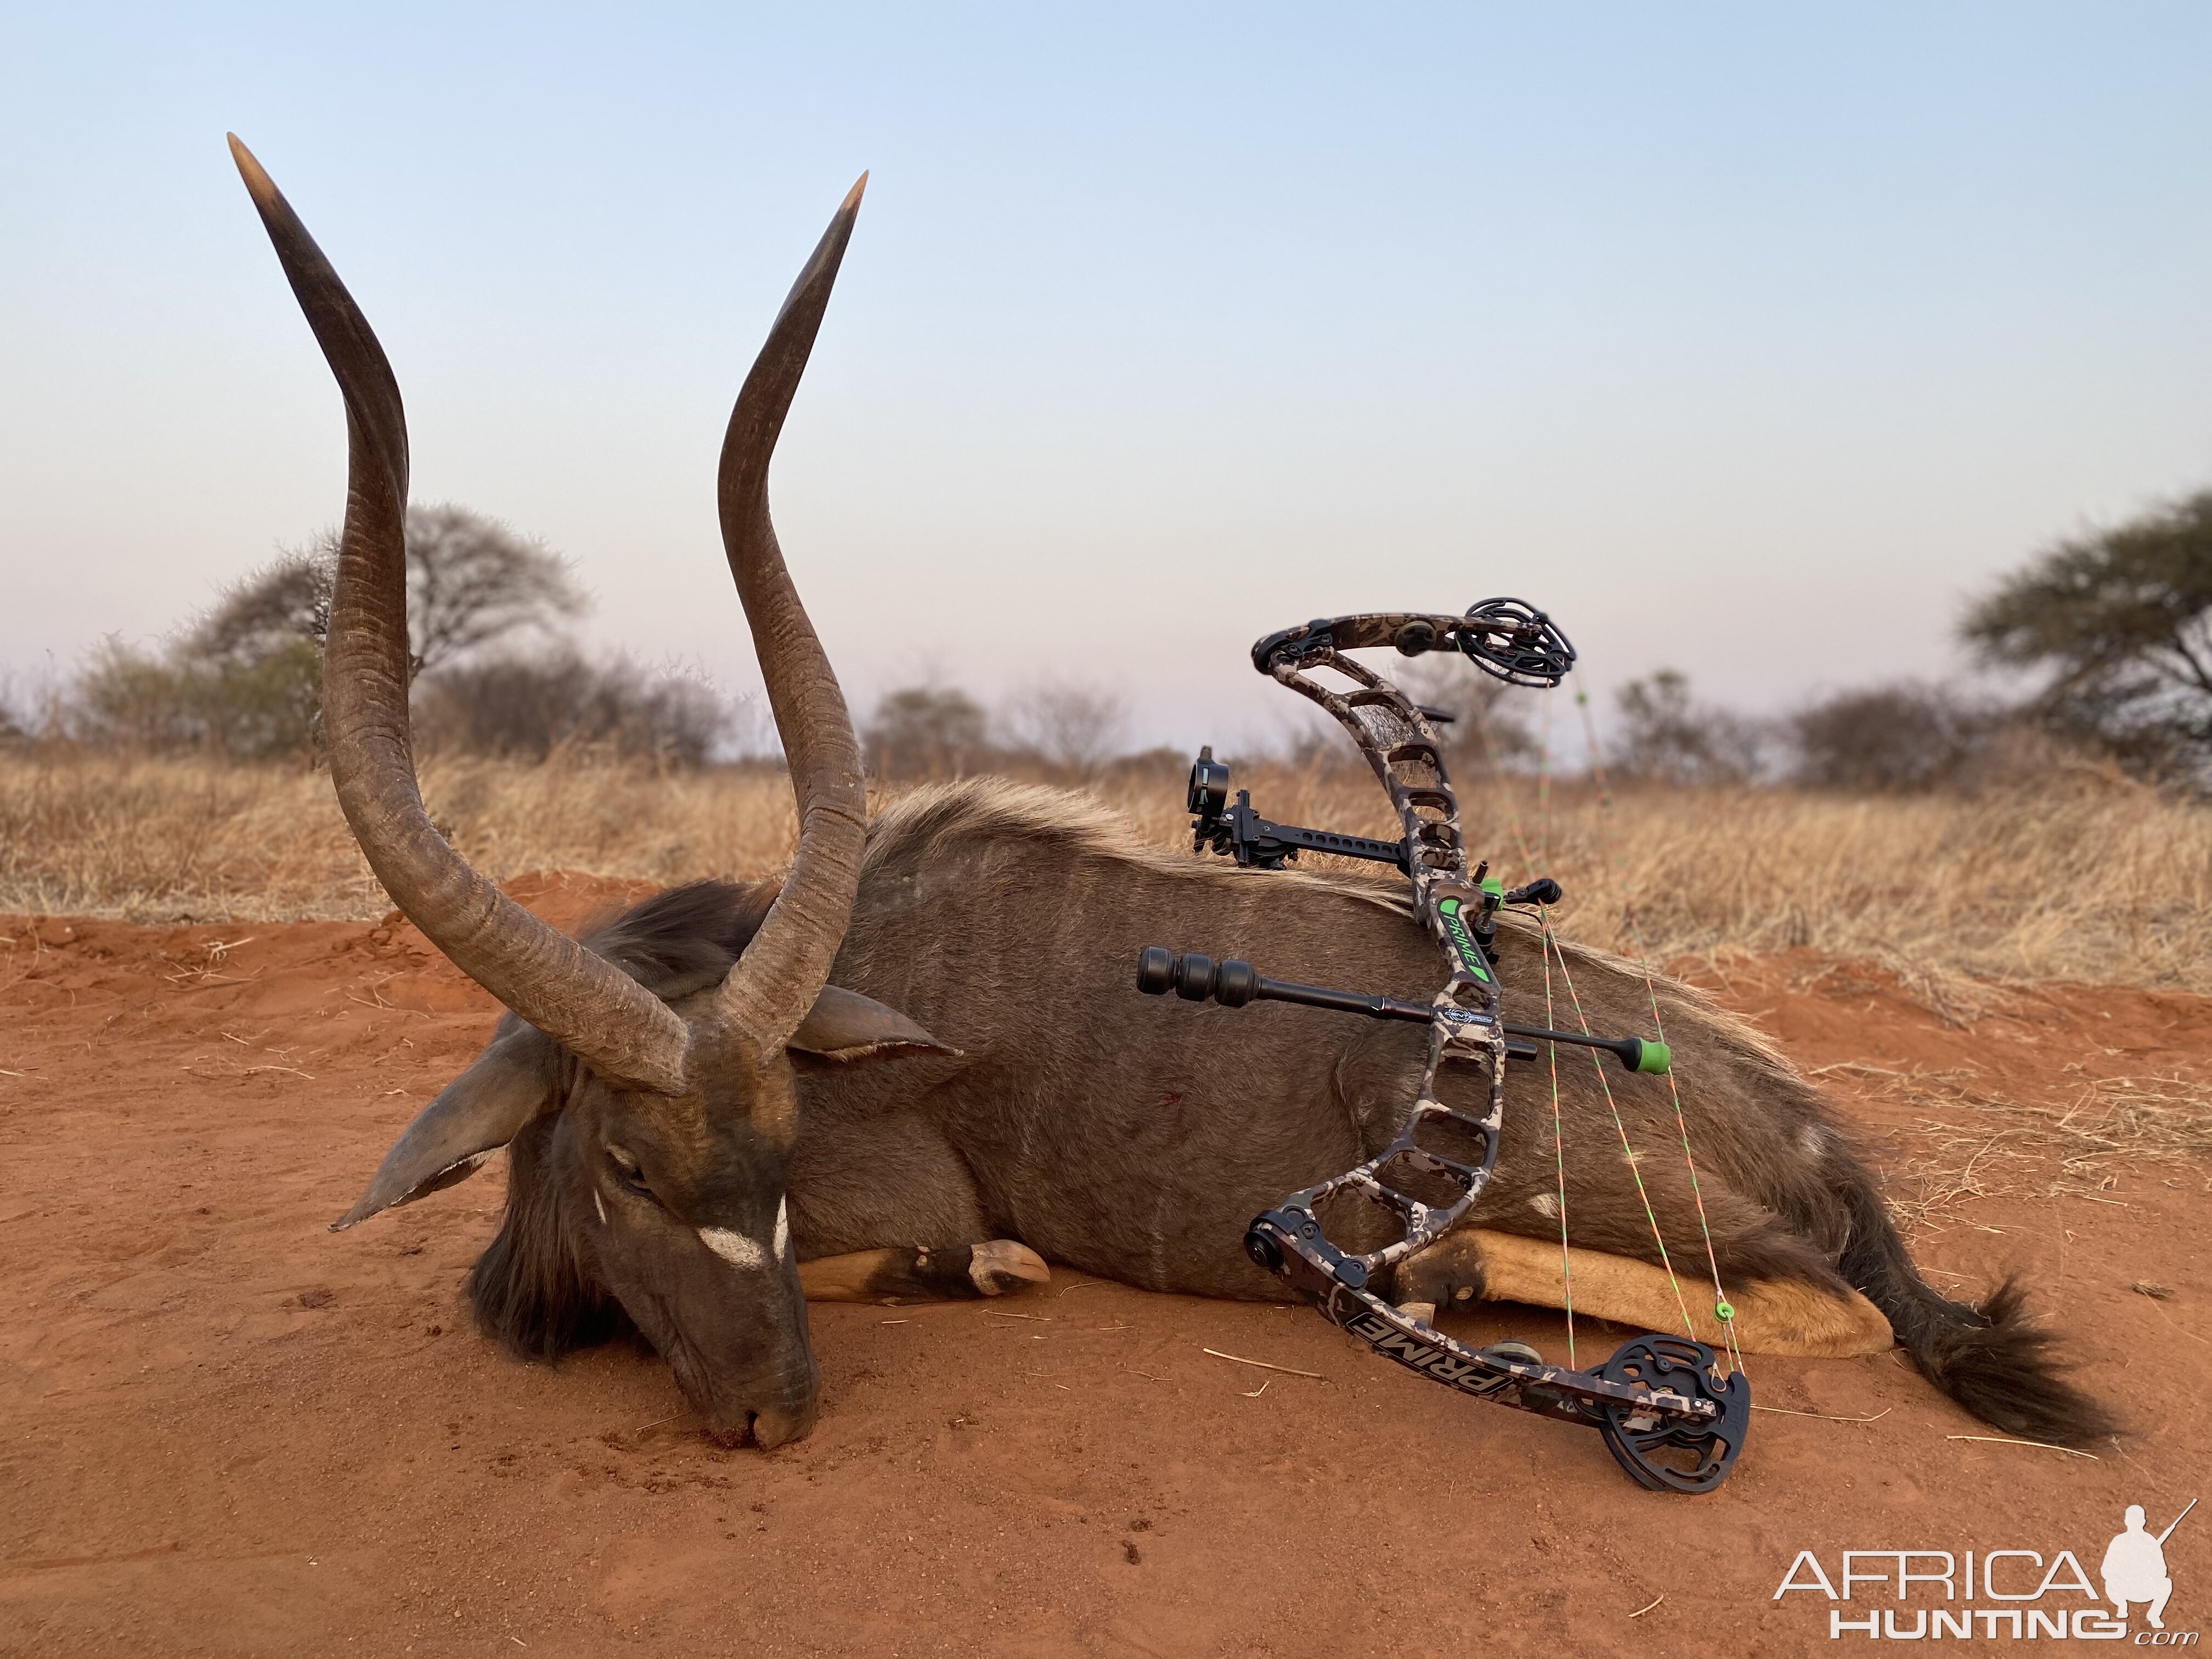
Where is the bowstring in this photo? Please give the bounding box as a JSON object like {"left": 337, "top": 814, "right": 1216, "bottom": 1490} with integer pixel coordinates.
{"left": 1572, "top": 688, "right": 1747, "bottom": 1377}
{"left": 1538, "top": 679, "right": 1555, "bottom": 873}
{"left": 1538, "top": 924, "right": 1699, "bottom": 1344}
{"left": 1470, "top": 684, "right": 1741, "bottom": 1375}
{"left": 1474, "top": 701, "right": 1604, "bottom": 1361}
{"left": 1533, "top": 690, "right": 1574, "bottom": 1365}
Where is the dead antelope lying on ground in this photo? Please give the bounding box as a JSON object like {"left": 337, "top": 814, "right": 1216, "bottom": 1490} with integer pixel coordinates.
{"left": 234, "top": 138, "right": 2111, "bottom": 1455}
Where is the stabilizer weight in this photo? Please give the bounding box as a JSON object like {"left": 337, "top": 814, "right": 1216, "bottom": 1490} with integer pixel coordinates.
{"left": 1136, "top": 946, "right": 1669, "bottom": 1074}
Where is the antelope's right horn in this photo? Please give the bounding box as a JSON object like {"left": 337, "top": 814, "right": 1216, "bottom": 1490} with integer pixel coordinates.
{"left": 229, "top": 134, "right": 691, "bottom": 1095}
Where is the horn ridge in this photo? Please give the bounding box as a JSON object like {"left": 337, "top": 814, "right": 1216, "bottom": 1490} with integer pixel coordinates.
{"left": 229, "top": 136, "right": 691, "bottom": 1096}
{"left": 227, "top": 134, "right": 410, "bottom": 501}
{"left": 713, "top": 177, "right": 871, "bottom": 1047}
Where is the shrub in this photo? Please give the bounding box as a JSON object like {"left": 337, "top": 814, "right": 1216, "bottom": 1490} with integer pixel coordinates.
{"left": 413, "top": 651, "right": 730, "bottom": 766}
{"left": 1788, "top": 681, "right": 1992, "bottom": 792}
{"left": 864, "top": 686, "right": 994, "bottom": 780}
{"left": 71, "top": 635, "right": 324, "bottom": 762}
{"left": 1609, "top": 670, "right": 1767, "bottom": 784}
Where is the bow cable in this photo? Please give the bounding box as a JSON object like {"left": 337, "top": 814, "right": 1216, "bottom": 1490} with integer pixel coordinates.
{"left": 1534, "top": 687, "right": 1575, "bottom": 1363}
{"left": 1470, "top": 719, "right": 1693, "bottom": 1344}
{"left": 1534, "top": 685, "right": 1576, "bottom": 1365}
{"left": 1541, "top": 927, "right": 1700, "bottom": 1343}
{"left": 1572, "top": 687, "right": 1747, "bottom": 1376}
{"left": 1471, "top": 696, "right": 1744, "bottom": 1375}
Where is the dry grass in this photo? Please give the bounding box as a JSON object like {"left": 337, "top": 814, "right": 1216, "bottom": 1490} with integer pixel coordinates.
{"left": 1866, "top": 1070, "right": 2212, "bottom": 1231}
{"left": 3, "top": 749, "right": 2210, "bottom": 997}
{"left": 0, "top": 749, "right": 800, "bottom": 922}
{"left": 1116, "top": 759, "right": 2212, "bottom": 995}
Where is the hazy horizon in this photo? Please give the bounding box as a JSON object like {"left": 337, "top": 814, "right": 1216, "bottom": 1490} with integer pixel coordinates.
{"left": 5, "top": 5, "right": 2209, "bottom": 756}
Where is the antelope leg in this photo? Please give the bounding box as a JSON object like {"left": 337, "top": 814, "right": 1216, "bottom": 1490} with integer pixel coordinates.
{"left": 1397, "top": 1228, "right": 1894, "bottom": 1358}
{"left": 799, "top": 1242, "right": 1051, "bottom": 1304}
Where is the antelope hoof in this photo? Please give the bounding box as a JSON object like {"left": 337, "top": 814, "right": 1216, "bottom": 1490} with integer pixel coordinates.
{"left": 969, "top": 1240, "right": 1051, "bottom": 1296}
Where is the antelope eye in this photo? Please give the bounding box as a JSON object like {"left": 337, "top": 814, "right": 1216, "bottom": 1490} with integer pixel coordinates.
{"left": 605, "top": 1146, "right": 652, "bottom": 1198}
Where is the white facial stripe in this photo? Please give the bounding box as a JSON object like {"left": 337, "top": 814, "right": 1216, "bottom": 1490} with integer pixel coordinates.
{"left": 594, "top": 1189, "right": 608, "bottom": 1226}
{"left": 774, "top": 1198, "right": 791, "bottom": 1261}
{"left": 698, "top": 1226, "right": 766, "bottom": 1271}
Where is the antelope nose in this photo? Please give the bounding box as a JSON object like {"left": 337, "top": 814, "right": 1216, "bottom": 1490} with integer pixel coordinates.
{"left": 750, "top": 1400, "right": 817, "bottom": 1450}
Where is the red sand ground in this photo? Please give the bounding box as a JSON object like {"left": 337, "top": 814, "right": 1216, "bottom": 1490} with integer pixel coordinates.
{"left": 2, "top": 874, "right": 2206, "bottom": 1656}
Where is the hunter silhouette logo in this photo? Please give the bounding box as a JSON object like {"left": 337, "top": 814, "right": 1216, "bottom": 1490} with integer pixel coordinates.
{"left": 2105, "top": 1499, "right": 2193, "bottom": 1631}
{"left": 1774, "top": 1497, "right": 2197, "bottom": 1641}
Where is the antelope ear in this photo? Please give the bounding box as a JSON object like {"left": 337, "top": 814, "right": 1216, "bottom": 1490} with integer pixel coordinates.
{"left": 330, "top": 1024, "right": 559, "bottom": 1231}
{"left": 787, "top": 984, "right": 957, "bottom": 1064}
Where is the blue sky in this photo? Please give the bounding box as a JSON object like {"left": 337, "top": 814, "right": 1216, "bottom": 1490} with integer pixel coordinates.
{"left": 4, "top": 4, "right": 2209, "bottom": 751}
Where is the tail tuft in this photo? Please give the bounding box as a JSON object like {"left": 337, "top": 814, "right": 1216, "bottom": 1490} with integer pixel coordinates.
{"left": 1834, "top": 1171, "right": 2115, "bottom": 1449}
{"left": 1905, "top": 1277, "right": 2117, "bottom": 1449}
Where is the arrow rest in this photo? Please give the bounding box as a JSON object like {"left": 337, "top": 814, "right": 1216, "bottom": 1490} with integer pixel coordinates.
{"left": 1134, "top": 599, "right": 1745, "bottom": 1491}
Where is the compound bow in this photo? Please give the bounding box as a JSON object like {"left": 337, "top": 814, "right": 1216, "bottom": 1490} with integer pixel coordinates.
{"left": 1134, "top": 600, "right": 1750, "bottom": 1493}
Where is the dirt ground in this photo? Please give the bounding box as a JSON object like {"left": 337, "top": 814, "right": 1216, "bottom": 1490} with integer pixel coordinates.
{"left": 3, "top": 874, "right": 2206, "bottom": 1657}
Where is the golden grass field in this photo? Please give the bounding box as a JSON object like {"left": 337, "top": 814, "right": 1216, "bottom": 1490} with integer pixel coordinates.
{"left": 3, "top": 746, "right": 2207, "bottom": 995}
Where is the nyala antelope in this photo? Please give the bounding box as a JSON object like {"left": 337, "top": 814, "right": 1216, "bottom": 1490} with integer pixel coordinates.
{"left": 232, "top": 136, "right": 2109, "bottom": 1454}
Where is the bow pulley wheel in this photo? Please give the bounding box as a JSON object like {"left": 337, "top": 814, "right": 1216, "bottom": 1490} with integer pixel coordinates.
{"left": 1593, "top": 1334, "right": 1748, "bottom": 1495}
{"left": 1458, "top": 598, "right": 1576, "bottom": 687}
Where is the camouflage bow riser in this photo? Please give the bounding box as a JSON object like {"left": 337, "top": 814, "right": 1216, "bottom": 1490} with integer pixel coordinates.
{"left": 1150, "top": 605, "right": 1751, "bottom": 1494}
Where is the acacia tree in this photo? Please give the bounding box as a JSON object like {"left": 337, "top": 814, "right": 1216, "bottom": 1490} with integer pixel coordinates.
{"left": 398, "top": 505, "right": 590, "bottom": 676}
{"left": 199, "top": 504, "right": 588, "bottom": 679}
{"left": 1961, "top": 488, "right": 2212, "bottom": 766}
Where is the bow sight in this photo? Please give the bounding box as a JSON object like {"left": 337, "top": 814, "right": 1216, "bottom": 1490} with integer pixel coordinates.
{"left": 1133, "top": 599, "right": 1750, "bottom": 1493}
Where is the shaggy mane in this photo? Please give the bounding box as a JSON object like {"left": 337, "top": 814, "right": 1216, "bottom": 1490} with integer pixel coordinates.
{"left": 577, "top": 878, "right": 776, "bottom": 1000}
{"left": 864, "top": 778, "right": 1417, "bottom": 918}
